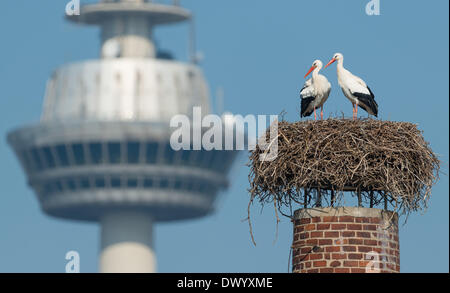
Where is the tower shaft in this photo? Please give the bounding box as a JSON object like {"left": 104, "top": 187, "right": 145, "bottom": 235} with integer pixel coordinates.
{"left": 100, "top": 211, "right": 156, "bottom": 273}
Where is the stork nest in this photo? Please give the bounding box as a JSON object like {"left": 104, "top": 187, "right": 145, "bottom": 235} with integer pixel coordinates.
{"left": 248, "top": 118, "right": 440, "bottom": 218}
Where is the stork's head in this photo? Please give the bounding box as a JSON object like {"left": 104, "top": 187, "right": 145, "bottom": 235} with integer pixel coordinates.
{"left": 304, "top": 60, "right": 323, "bottom": 78}
{"left": 325, "top": 53, "right": 343, "bottom": 68}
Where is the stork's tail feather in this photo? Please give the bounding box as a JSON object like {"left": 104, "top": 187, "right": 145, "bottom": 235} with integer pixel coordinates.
{"left": 353, "top": 88, "right": 378, "bottom": 117}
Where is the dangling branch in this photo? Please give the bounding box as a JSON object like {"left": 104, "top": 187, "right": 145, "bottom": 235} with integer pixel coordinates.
{"left": 357, "top": 189, "right": 362, "bottom": 207}
{"left": 331, "top": 188, "right": 335, "bottom": 207}
{"left": 316, "top": 188, "right": 322, "bottom": 207}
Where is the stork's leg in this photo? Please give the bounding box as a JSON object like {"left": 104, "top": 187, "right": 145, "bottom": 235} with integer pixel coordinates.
{"left": 355, "top": 104, "right": 359, "bottom": 120}
{"left": 352, "top": 103, "right": 356, "bottom": 121}
{"left": 320, "top": 106, "right": 324, "bottom": 120}
{"left": 314, "top": 107, "right": 317, "bottom": 121}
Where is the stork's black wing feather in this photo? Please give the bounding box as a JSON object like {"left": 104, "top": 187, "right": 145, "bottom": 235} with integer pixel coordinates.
{"left": 352, "top": 87, "right": 378, "bottom": 117}
{"left": 301, "top": 96, "right": 315, "bottom": 117}
{"left": 367, "top": 86, "right": 376, "bottom": 100}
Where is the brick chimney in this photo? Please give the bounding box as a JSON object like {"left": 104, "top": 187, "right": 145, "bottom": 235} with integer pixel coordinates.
{"left": 292, "top": 207, "right": 400, "bottom": 273}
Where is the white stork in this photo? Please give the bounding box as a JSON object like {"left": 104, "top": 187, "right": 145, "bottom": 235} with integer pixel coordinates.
{"left": 300, "top": 60, "right": 331, "bottom": 120}
{"left": 325, "top": 53, "right": 378, "bottom": 120}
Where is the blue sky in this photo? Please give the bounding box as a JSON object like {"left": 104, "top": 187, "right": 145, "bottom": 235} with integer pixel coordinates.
{"left": 0, "top": 0, "right": 448, "bottom": 273}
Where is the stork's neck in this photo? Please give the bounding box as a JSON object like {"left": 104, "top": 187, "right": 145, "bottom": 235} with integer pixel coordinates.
{"left": 312, "top": 65, "right": 322, "bottom": 80}
{"left": 336, "top": 59, "right": 345, "bottom": 76}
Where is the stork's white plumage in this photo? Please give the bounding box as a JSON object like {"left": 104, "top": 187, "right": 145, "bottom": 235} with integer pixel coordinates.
{"left": 300, "top": 60, "right": 331, "bottom": 120}
{"left": 325, "top": 53, "right": 378, "bottom": 120}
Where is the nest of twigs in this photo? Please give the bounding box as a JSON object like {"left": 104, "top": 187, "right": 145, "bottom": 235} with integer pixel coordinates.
{"left": 248, "top": 118, "right": 440, "bottom": 221}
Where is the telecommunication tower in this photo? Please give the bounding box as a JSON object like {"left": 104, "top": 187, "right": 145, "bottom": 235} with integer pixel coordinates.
{"left": 7, "top": 0, "right": 238, "bottom": 273}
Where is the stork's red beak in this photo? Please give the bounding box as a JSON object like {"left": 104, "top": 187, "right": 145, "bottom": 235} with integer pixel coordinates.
{"left": 325, "top": 58, "right": 336, "bottom": 68}
{"left": 304, "top": 65, "right": 316, "bottom": 78}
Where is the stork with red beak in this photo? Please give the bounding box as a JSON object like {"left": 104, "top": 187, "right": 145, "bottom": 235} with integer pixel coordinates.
{"left": 300, "top": 60, "right": 331, "bottom": 120}
{"left": 325, "top": 53, "right": 378, "bottom": 120}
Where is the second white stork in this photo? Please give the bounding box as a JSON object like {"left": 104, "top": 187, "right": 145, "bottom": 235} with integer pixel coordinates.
{"left": 325, "top": 53, "right": 378, "bottom": 120}
{"left": 300, "top": 60, "right": 331, "bottom": 120}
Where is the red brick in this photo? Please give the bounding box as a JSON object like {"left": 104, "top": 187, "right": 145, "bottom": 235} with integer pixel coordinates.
{"left": 319, "top": 239, "right": 333, "bottom": 246}
{"left": 358, "top": 246, "right": 374, "bottom": 253}
{"left": 299, "top": 218, "right": 311, "bottom": 224}
{"left": 301, "top": 247, "right": 312, "bottom": 254}
{"left": 332, "top": 253, "right": 347, "bottom": 260}
{"left": 309, "top": 253, "right": 323, "bottom": 260}
{"left": 331, "top": 224, "right": 346, "bottom": 230}
{"left": 324, "top": 231, "right": 340, "bottom": 238}
{"left": 347, "top": 224, "right": 362, "bottom": 230}
{"left": 305, "top": 261, "right": 312, "bottom": 268}
{"left": 323, "top": 216, "right": 339, "bottom": 222}
{"left": 339, "top": 216, "right": 355, "bottom": 223}
{"left": 351, "top": 268, "right": 366, "bottom": 273}
{"left": 334, "top": 238, "right": 347, "bottom": 245}
{"left": 359, "top": 260, "right": 370, "bottom": 267}
{"left": 348, "top": 253, "right": 363, "bottom": 260}
{"left": 306, "top": 269, "right": 319, "bottom": 273}
{"left": 334, "top": 268, "right": 350, "bottom": 273}
{"left": 364, "top": 239, "right": 378, "bottom": 246}
{"left": 317, "top": 224, "right": 331, "bottom": 230}
{"left": 311, "top": 217, "right": 321, "bottom": 223}
{"left": 357, "top": 232, "right": 371, "bottom": 238}
{"left": 294, "top": 240, "right": 305, "bottom": 246}
{"left": 306, "top": 239, "right": 318, "bottom": 246}
{"left": 371, "top": 247, "right": 382, "bottom": 254}
{"left": 325, "top": 246, "right": 341, "bottom": 252}
{"left": 324, "top": 253, "right": 331, "bottom": 260}
{"left": 370, "top": 218, "right": 381, "bottom": 224}
{"left": 319, "top": 268, "right": 334, "bottom": 273}
{"left": 363, "top": 224, "right": 377, "bottom": 231}
{"left": 330, "top": 261, "right": 341, "bottom": 267}
{"left": 313, "top": 261, "right": 327, "bottom": 267}
{"left": 299, "top": 232, "right": 309, "bottom": 239}
{"left": 343, "top": 261, "right": 359, "bottom": 267}
{"left": 310, "top": 231, "right": 323, "bottom": 238}
{"left": 295, "top": 226, "right": 304, "bottom": 233}
{"left": 304, "top": 224, "right": 316, "bottom": 231}
{"left": 342, "top": 246, "right": 356, "bottom": 252}
{"left": 342, "top": 231, "right": 355, "bottom": 237}
{"left": 348, "top": 238, "right": 363, "bottom": 245}
{"left": 355, "top": 217, "right": 371, "bottom": 223}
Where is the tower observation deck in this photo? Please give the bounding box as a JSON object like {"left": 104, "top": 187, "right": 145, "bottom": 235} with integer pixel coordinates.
{"left": 7, "top": 0, "right": 239, "bottom": 273}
